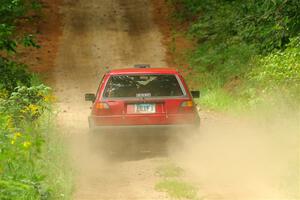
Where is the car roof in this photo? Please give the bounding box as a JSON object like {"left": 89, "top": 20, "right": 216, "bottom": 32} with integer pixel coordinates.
{"left": 107, "top": 68, "right": 179, "bottom": 75}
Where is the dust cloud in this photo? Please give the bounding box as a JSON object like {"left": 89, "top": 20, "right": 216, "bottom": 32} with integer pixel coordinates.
{"left": 65, "top": 101, "right": 299, "bottom": 200}
{"left": 171, "top": 105, "right": 300, "bottom": 200}
{"left": 66, "top": 129, "right": 172, "bottom": 200}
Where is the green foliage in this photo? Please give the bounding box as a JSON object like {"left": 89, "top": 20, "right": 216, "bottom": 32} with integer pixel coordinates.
{"left": 156, "top": 163, "right": 183, "bottom": 178}
{"left": 22, "top": 34, "right": 41, "bottom": 48}
{"left": 1, "top": 0, "right": 30, "bottom": 23}
{"left": 0, "top": 24, "right": 17, "bottom": 52}
{"left": 0, "top": 85, "right": 72, "bottom": 200}
{"left": 155, "top": 162, "right": 201, "bottom": 199}
{"left": 190, "top": 42, "right": 256, "bottom": 86}
{"left": 0, "top": 58, "right": 32, "bottom": 94}
{"left": 0, "top": 1, "right": 73, "bottom": 199}
{"left": 169, "top": 0, "right": 300, "bottom": 110}
{"left": 2, "top": 85, "right": 51, "bottom": 123}
{"left": 172, "top": 0, "right": 300, "bottom": 53}
{"left": 41, "top": 126, "right": 74, "bottom": 200}
{"left": 167, "top": 0, "right": 203, "bottom": 20}
{"left": 0, "top": 0, "right": 41, "bottom": 23}
{"left": 198, "top": 88, "right": 236, "bottom": 111}
{"left": 249, "top": 37, "right": 300, "bottom": 91}
{"left": 0, "top": 87, "right": 51, "bottom": 199}
{"left": 0, "top": 0, "right": 41, "bottom": 54}
{"left": 0, "top": 0, "right": 40, "bottom": 96}
{"left": 156, "top": 179, "right": 198, "bottom": 200}
{"left": 239, "top": 36, "right": 300, "bottom": 107}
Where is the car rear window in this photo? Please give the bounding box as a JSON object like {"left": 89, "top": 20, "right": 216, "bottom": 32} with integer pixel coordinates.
{"left": 103, "top": 74, "right": 185, "bottom": 98}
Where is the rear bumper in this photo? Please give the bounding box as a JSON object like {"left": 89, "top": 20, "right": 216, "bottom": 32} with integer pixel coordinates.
{"left": 90, "top": 113, "right": 200, "bottom": 126}
{"left": 90, "top": 123, "right": 199, "bottom": 131}
{"left": 89, "top": 115, "right": 200, "bottom": 133}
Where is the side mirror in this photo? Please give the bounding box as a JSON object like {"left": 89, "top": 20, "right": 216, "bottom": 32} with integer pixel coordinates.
{"left": 191, "top": 91, "right": 200, "bottom": 98}
{"left": 85, "top": 93, "right": 96, "bottom": 102}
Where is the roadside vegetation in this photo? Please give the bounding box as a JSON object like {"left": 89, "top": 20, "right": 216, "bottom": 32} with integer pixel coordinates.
{"left": 155, "top": 162, "right": 199, "bottom": 200}
{"left": 0, "top": 1, "right": 72, "bottom": 199}
{"left": 168, "top": 0, "right": 300, "bottom": 111}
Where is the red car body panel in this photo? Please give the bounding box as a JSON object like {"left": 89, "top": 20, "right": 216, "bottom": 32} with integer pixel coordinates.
{"left": 88, "top": 68, "right": 200, "bottom": 128}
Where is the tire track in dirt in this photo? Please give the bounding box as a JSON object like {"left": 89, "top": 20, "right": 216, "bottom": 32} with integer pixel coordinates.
{"left": 50, "top": 0, "right": 171, "bottom": 199}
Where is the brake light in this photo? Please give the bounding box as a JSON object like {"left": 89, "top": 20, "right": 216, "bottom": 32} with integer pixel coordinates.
{"left": 180, "top": 100, "right": 194, "bottom": 107}
{"left": 96, "top": 102, "right": 110, "bottom": 110}
{"left": 179, "top": 100, "right": 194, "bottom": 113}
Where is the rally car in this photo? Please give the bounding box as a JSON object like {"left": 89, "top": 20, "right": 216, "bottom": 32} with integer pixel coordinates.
{"left": 85, "top": 65, "right": 200, "bottom": 131}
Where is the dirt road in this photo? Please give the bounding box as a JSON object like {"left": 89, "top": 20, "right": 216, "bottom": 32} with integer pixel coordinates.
{"left": 52, "top": 0, "right": 166, "bottom": 130}
{"left": 51, "top": 0, "right": 170, "bottom": 199}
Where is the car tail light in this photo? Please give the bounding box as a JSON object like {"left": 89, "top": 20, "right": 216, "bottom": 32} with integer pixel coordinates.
{"left": 180, "top": 100, "right": 194, "bottom": 107}
{"left": 96, "top": 102, "right": 110, "bottom": 110}
{"left": 179, "top": 100, "right": 194, "bottom": 112}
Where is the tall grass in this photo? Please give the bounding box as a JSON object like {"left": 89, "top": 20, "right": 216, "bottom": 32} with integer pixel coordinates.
{"left": 38, "top": 113, "right": 74, "bottom": 200}
{"left": 0, "top": 85, "right": 73, "bottom": 200}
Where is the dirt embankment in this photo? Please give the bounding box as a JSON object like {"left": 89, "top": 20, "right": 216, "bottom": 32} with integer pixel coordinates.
{"left": 150, "top": 0, "right": 194, "bottom": 70}
{"left": 17, "top": 0, "right": 62, "bottom": 75}
{"left": 150, "top": 0, "right": 200, "bottom": 89}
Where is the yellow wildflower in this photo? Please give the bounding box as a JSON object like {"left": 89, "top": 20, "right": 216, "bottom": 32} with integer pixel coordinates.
{"left": 44, "top": 94, "right": 56, "bottom": 103}
{"left": 23, "top": 141, "right": 32, "bottom": 149}
{"left": 20, "top": 108, "right": 27, "bottom": 113}
{"left": 11, "top": 140, "right": 15, "bottom": 145}
{"left": 28, "top": 104, "right": 40, "bottom": 115}
{"left": 7, "top": 116, "right": 15, "bottom": 131}
{"left": 37, "top": 91, "right": 44, "bottom": 97}
{"left": 13, "top": 132, "right": 22, "bottom": 140}
{"left": 7, "top": 116, "right": 13, "bottom": 126}
{"left": 21, "top": 105, "right": 30, "bottom": 114}
{"left": 0, "top": 90, "right": 8, "bottom": 99}
{"left": 21, "top": 104, "right": 41, "bottom": 116}
{"left": 15, "top": 132, "right": 22, "bottom": 137}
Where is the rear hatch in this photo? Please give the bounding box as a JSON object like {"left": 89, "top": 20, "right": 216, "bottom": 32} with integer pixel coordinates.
{"left": 93, "top": 74, "right": 197, "bottom": 125}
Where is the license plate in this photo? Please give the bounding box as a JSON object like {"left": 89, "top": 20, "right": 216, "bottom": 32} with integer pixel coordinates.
{"left": 135, "top": 104, "right": 156, "bottom": 113}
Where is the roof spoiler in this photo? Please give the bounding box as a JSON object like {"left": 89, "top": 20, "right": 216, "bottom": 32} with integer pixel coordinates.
{"left": 134, "top": 64, "right": 151, "bottom": 68}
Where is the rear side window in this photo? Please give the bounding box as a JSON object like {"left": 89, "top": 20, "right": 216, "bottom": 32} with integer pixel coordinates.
{"left": 103, "top": 74, "right": 185, "bottom": 98}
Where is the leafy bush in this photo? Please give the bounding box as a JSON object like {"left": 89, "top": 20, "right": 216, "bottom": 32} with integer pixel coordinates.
{"left": 0, "top": 0, "right": 38, "bottom": 23}
{"left": 168, "top": 0, "right": 203, "bottom": 20}
{"left": 2, "top": 85, "right": 51, "bottom": 123}
{"left": 0, "top": 85, "right": 72, "bottom": 200}
{"left": 0, "top": 0, "right": 40, "bottom": 95}
{"left": 249, "top": 37, "right": 300, "bottom": 91}
{"left": 0, "top": 86, "right": 51, "bottom": 199}
{"left": 0, "top": 58, "right": 32, "bottom": 94}
{"left": 242, "top": 36, "right": 300, "bottom": 106}
{"left": 0, "top": 1, "right": 73, "bottom": 199}
{"left": 172, "top": 0, "right": 300, "bottom": 53}
{"left": 190, "top": 41, "right": 256, "bottom": 86}
{"left": 0, "top": 0, "right": 41, "bottom": 54}
{"left": 169, "top": 0, "right": 300, "bottom": 109}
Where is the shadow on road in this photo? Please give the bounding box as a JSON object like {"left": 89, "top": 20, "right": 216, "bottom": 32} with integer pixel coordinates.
{"left": 89, "top": 130, "right": 181, "bottom": 162}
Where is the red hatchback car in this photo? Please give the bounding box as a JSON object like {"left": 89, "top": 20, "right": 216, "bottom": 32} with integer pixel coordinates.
{"left": 85, "top": 65, "right": 200, "bottom": 131}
